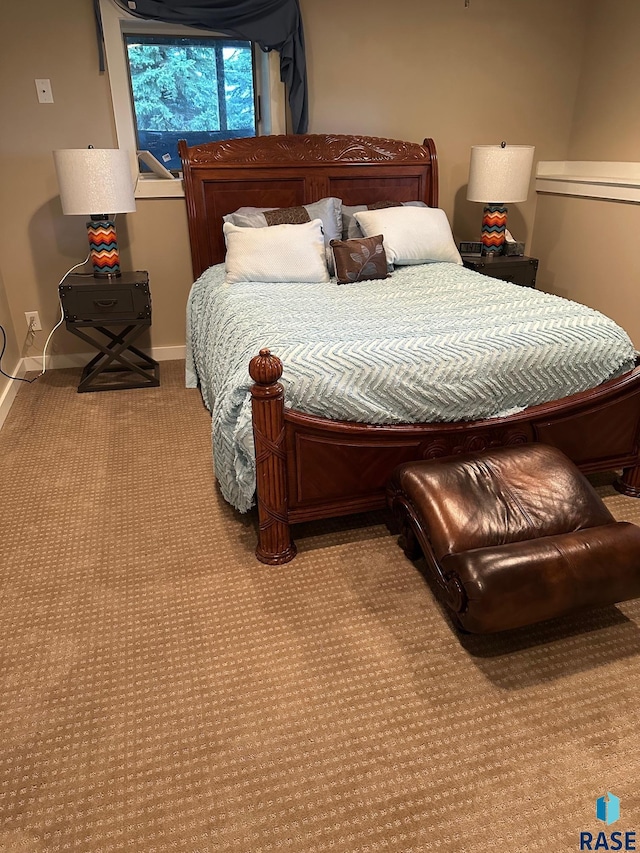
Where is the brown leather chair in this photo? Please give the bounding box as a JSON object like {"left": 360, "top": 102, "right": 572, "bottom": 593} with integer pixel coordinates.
{"left": 387, "top": 444, "right": 640, "bottom": 633}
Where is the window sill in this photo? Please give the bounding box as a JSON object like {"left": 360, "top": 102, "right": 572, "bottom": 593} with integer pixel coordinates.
{"left": 135, "top": 175, "right": 185, "bottom": 199}
{"left": 535, "top": 161, "right": 640, "bottom": 203}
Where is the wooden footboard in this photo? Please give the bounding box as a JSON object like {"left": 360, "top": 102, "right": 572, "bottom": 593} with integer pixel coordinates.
{"left": 249, "top": 350, "right": 640, "bottom": 564}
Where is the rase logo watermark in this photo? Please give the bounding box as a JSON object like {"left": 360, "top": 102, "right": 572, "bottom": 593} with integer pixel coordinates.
{"left": 598, "top": 794, "right": 621, "bottom": 826}
{"left": 579, "top": 793, "right": 636, "bottom": 851}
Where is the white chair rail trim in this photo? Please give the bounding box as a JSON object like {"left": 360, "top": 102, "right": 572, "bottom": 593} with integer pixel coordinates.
{"left": 536, "top": 161, "right": 640, "bottom": 203}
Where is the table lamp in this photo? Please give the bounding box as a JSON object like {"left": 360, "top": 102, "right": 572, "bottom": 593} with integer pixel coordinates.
{"left": 467, "top": 142, "right": 535, "bottom": 255}
{"left": 53, "top": 147, "right": 136, "bottom": 277}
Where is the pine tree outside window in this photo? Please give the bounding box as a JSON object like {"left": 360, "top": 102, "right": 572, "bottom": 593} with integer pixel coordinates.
{"left": 124, "top": 33, "right": 257, "bottom": 173}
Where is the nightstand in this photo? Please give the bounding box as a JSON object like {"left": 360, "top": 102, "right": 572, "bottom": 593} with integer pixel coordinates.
{"left": 462, "top": 255, "right": 538, "bottom": 288}
{"left": 59, "top": 270, "right": 160, "bottom": 393}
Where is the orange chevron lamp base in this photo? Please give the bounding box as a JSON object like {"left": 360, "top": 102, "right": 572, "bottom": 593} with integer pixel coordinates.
{"left": 87, "top": 218, "right": 122, "bottom": 277}
{"left": 481, "top": 204, "right": 508, "bottom": 255}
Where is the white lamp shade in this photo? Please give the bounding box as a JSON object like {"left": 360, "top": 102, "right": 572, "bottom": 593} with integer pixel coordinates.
{"left": 467, "top": 144, "right": 535, "bottom": 204}
{"left": 53, "top": 148, "right": 136, "bottom": 215}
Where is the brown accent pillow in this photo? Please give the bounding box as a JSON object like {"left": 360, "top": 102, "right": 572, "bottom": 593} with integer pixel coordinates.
{"left": 367, "top": 200, "right": 402, "bottom": 210}
{"left": 263, "top": 206, "right": 311, "bottom": 226}
{"left": 330, "top": 235, "right": 388, "bottom": 285}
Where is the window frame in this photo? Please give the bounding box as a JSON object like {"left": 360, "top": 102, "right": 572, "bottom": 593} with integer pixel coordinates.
{"left": 99, "top": 0, "right": 286, "bottom": 199}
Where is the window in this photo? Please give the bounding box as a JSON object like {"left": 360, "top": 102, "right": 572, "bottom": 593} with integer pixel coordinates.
{"left": 124, "top": 34, "right": 257, "bottom": 173}
{"left": 99, "top": 0, "right": 286, "bottom": 198}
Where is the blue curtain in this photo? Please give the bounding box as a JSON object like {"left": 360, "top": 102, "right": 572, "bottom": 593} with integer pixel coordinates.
{"left": 100, "top": 0, "right": 308, "bottom": 133}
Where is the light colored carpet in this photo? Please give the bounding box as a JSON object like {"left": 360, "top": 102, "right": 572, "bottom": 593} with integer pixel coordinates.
{"left": 1, "top": 360, "right": 640, "bottom": 852}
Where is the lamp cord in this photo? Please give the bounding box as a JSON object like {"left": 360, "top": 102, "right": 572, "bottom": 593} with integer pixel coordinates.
{"left": 0, "top": 325, "right": 35, "bottom": 383}
{"left": 0, "top": 252, "right": 91, "bottom": 384}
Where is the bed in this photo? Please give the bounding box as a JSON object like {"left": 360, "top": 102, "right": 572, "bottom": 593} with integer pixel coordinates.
{"left": 179, "top": 133, "right": 640, "bottom": 565}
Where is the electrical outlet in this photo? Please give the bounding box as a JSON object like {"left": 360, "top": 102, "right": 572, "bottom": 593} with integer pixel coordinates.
{"left": 25, "top": 311, "right": 42, "bottom": 331}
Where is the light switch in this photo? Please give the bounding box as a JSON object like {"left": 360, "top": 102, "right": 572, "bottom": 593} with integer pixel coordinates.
{"left": 35, "top": 79, "right": 54, "bottom": 104}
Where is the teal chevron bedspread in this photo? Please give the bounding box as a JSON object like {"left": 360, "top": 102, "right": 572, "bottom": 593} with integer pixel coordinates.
{"left": 186, "top": 262, "right": 635, "bottom": 512}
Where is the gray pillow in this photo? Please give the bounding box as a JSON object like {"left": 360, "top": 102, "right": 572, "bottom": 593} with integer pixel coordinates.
{"left": 224, "top": 197, "right": 342, "bottom": 245}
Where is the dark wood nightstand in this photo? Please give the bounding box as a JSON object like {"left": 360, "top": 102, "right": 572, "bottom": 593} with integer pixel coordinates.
{"left": 462, "top": 255, "right": 538, "bottom": 288}
{"left": 59, "top": 270, "right": 160, "bottom": 392}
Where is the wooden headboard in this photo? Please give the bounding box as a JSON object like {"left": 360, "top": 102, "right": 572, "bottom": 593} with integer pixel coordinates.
{"left": 178, "top": 133, "right": 439, "bottom": 279}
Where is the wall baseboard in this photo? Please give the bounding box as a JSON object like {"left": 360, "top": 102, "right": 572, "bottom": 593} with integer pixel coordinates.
{"left": 0, "top": 358, "right": 27, "bottom": 431}
{"left": 21, "top": 344, "right": 186, "bottom": 372}
{"left": 0, "top": 345, "right": 185, "bottom": 431}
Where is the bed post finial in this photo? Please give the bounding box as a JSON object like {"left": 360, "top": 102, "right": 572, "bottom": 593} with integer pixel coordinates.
{"left": 250, "top": 348, "right": 282, "bottom": 385}
{"left": 249, "top": 349, "right": 297, "bottom": 565}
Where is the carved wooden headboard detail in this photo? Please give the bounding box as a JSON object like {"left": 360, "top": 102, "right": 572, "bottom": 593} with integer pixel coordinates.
{"left": 178, "top": 133, "right": 439, "bottom": 279}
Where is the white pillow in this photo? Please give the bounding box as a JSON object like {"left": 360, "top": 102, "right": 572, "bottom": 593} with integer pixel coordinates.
{"left": 223, "top": 219, "right": 330, "bottom": 284}
{"left": 223, "top": 198, "right": 341, "bottom": 275}
{"left": 353, "top": 206, "right": 463, "bottom": 266}
{"left": 341, "top": 200, "right": 428, "bottom": 239}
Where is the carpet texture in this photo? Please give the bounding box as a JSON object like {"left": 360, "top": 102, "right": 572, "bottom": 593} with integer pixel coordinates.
{"left": 1, "top": 360, "right": 640, "bottom": 852}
